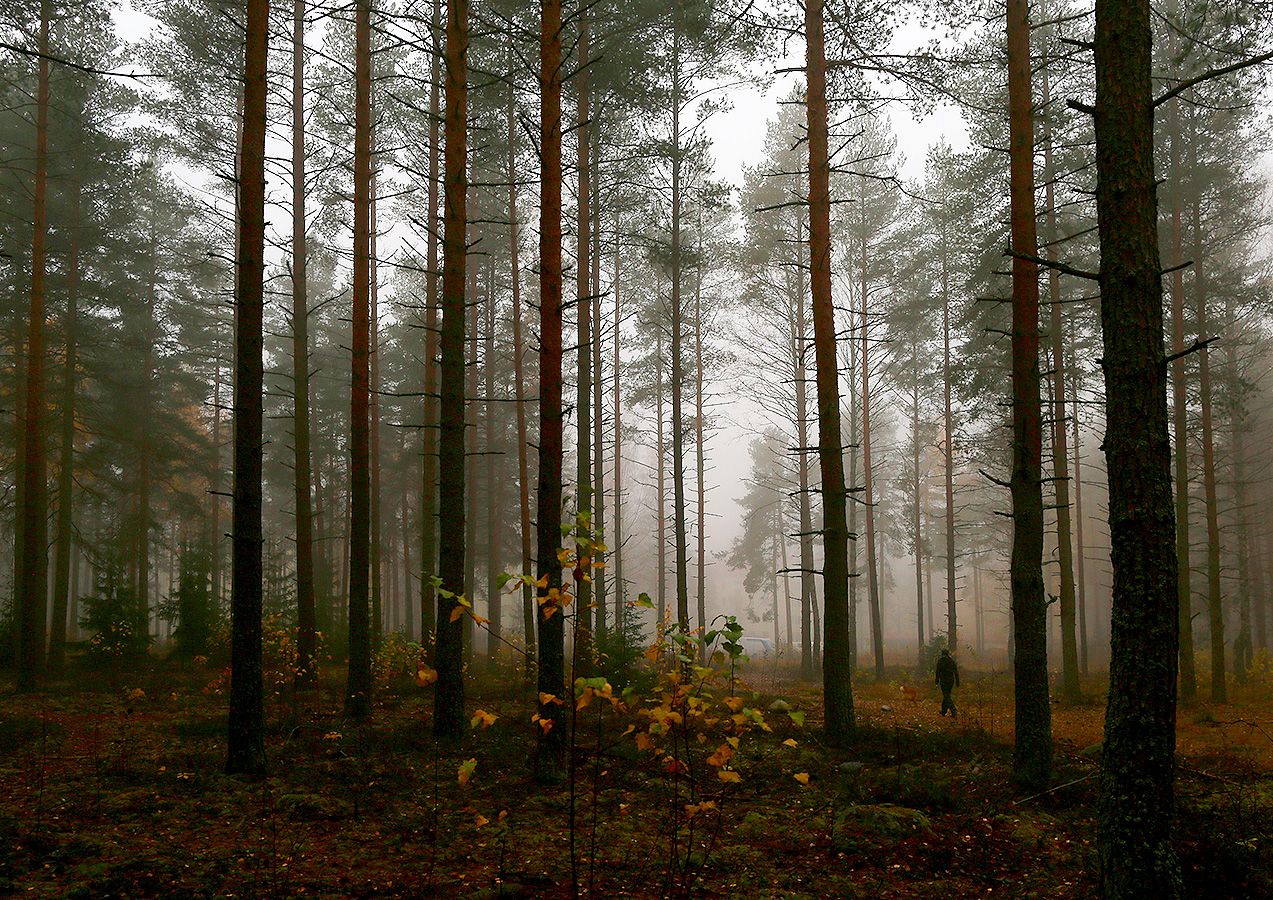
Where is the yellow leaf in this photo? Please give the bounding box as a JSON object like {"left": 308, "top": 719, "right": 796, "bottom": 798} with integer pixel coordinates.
{"left": 723, "top": 696, "right": 744, "bottom": 712}
{"left": 533, "top": 574, "right": 549, "bottom": 589}
{"left": 717, "top": 769, "right": 742, "bottom": 784}
{"left": 474, "top": 814, "right": 490, "bottom": 827}
{"left": 793, "top": 772, "right": 810, "bottom": 785}
{"left": 539, "top": 692, "right": 561, "bottom": 706}
{"left": 449, "top": 605, "right": 466, "bottom": 623}
{"left": 726, "top": 736, "right": 740, "bottom": 749}
{"left": 635, "top": 732, "right": 654, "bottom": 752}
{"left": 782, "top": 738, "right": 799, "bottom": 748}
{"left": 470, "top": 709, "right": 497, "bottom": 729}
{"left": 458, "top": 758, "right": 477, "bottom": 786}
{"left": 705, "top": 744, "right": 734, "bottom": 768}
{"left": 414, "top": 667, "right": 438, "bottom": 687}
{"left": 538, "top": 717, "right": 554, "bottom": 735}
{"left": 576, "top": 690, "right": 593, "bottom": 711}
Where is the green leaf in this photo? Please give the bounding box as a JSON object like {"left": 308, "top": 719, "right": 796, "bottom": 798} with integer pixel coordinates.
{"left": 496, "top": 572, "right": 513, "bottom": 590}
{"left": 634, "top": 593, "right": 655, "bottom": 609}
{"left": 788, "top": 710, "right": 805, "bottom": 726}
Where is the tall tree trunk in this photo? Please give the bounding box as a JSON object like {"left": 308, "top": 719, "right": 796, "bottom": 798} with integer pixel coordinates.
{"left": 370, "top": 161, "right": 383, "bottom": 653}
{"left": 612, "top": 243, "right": 624, "bottom": 628}
{"left": 694, "top": 222, "right": 706, "bottom": 658}
{"left": 508, "top": 74, "right": 534, "bottom": 677}
{"left": 16, "top": 0, "right": 51, "bottom": 693}
{"left": 669, "top": 29, "right": 690, "bottom": 634}
{"left": 485, "top": 273, "right": 501, "bottom": 664}
{"left": 1093, "top": 0, "right": 1181, "bottom": 892}
{"left": 1193, "top": 186, "right": 1224, "bottom": 704}
{"left": 535, "top": 0, "right": 566, "bottom": 777}
{"left": 1041, "top": 46, "right": 1080, "bottom": 702}
{"left": 345, "top": 0, "right": 374, "bottom": 719}
{"left": 434, "top": 0, "right": 469, "bottom": 738}
{"left": 575, "top": 12, "right": 594, "bottom": 670}
{"left": 807, "top": 0, "right": 853, "bottom": 741}
{"left": 860, "top": 207, "right": 883, "bottom": 680}
{"left": 226, "top": 0, "right": 269, "bottom": 775}
{"left": 657, "top": 322, "right": 666, "bottom": 626}
{"left": 293, "top": 0, "right": 318, "bottom": 688}
{"left": 137, "top": 229, "right": 155, "bottom": 641}
{"left": 1166, "top": 100, "right": 1195, "bottom": 700}
{"left": 847, "top": 299, "right": 859, "bottom": 669}
{"left": 792, "top": 266, "right": 814, "bottom": 677}
{"left": 912, "top": 361, "right": 924, "bottom": 668}
{"left": 1007, "top": 0, "right": 1050, "bottom": 790}
{"left": 941, "top": 227, "right": 957, "bottom": 656}
{"left": 592, "top": 167, "right": 607, "bottom": 641}
{"left": 419, "top": 0, "right": 442, "bottom": 644}
{"left": 49, "top": 181, "right": 80, "bottom": 675}
{"left": 1071, "top": 369, "right": 1089, "bottom": 673}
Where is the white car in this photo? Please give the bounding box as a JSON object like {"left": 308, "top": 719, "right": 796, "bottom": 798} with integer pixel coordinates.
{"left": 740, "top": 636, "right": 777, "bottom": 660}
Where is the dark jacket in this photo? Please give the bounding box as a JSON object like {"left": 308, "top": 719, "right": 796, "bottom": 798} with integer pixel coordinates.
{"left": 935, "top": 654, "right": 959, "bottom": 689}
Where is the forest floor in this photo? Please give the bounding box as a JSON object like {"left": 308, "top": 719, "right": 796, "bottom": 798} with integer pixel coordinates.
{"left": 1, "top": 653, "right": 1272, "bottom": 900}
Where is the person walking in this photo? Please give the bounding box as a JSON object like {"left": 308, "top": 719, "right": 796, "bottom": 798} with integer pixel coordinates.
{"left": 935, "top": 648, "right": 959, "bottom": 717}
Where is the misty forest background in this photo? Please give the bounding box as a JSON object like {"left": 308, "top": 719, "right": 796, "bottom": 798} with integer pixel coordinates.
{"left": 4, "top": 0, "right": 1273, "bottom": 763}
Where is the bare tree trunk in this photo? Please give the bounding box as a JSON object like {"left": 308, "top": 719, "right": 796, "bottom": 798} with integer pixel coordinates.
{"left": 506, "top": 72, "right": 534, "bottom": 677}
{"left": 345, "top": 0, "right": 375, "bottom": 719}
{"left": 860, "top": 209, "right": 883, "bottom": 680}
{"left": 1193, "top": 186, "right": 1224, "bottom": 705}
{"left": 1071, "top": 370, "right": 1089, "bottom": 673}
{"left": 485, "top": 271, "right": 501, "bottom": 664}
{"left": 1041, "top": 43, "right": 1080, "bottom": 702}
{"left": 48, "top": 180, "right": 81, "bottom": 675}
{"left": 419, "top": 0, "right": 442, "bottom": 642}
{"left": 669, "top": 29, "right": 690, "bottom": 634}
{"left": 433, "top": 0, "right": 469, "bottom": 738}
{"left": 592, "top": 161, "right": 607, "bottom": 640}
{"left": 912, "top": 362, "right": 924, "bottom": 668}
{"left": 292, "top": 0, "right": 318, "bottom": 688}
{"left": 807, "top": 0, "right": 853, "bottom": 740}
{"left": 941, "top": 228, "right": 957, "bottom": 656}
{"left": 694, "top": 221, "right": 706, "bottom": 657}
{"left": 1007, "top": 0, "right": 1050, "bottom": 790}
{"left": 612, "top": 245, "right": 623, "bottom": 628}
{"left": 1093, "top": 0, "right": 1181, "bottom": 891}
{"left": 657, "top": 322, "right": 666, "bottom": 626}
{"left": 1165, "top": 100, "right": 1195, "bottom": 700}
{"left": 792, "top": 263, "right": 814, "bottom": 677}
{"left": 535, "top": 0, "right": 566, "bottom": 777}
{"left": 226, "top": 0, "right": 269, "bottom": 774}
{"left": 575, "top": 12, "right": 593, "bottom": 670}
{"left": 16, "top": 0, "right": 51, "bottom": 693}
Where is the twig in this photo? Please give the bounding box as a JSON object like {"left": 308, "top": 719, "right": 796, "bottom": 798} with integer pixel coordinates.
{"left": 1012, "top": 773, "right": 1095, "bottom": 805}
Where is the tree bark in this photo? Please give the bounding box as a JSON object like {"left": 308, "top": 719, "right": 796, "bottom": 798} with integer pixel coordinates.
{"left": 433, "top": 0, "right": 469, "bottom": 738}
{"left": 669, "top": 27, "right": 690, "bottom": 634}
{"left": 807, "top": 0, "right": 853, "bottom": 742}
{"left": 1006, "top": 0, "right": 1051, "bottom": 791}
{"left": 419, "top": 0, "right": 442, "bottom": 643}
{"left": 226, "top": 0, "right": 269, "bottom": 775}
{"left": 48, "top": 181, "right": 80, "bottom": 675}
{"left": 16, "top": 0, "right": 52, "bottom": 693}
{"left": 1040, "top": 45, "right": 1080, "bottom": 703}
{"left": 1166, "top": 99, "right": 1195, "bottom": 700}
{"left": 860, "top": 201, "right": 883, "bottom": 680}
{"left": 345, "top": 0, "right": 374, "bottom": 719}
{"left": 1093, "top": 0, "right": 1181, "bottom": 893}
{"left": 1192, "top": 186, "right": 1224, "bottom": 705}
{"left": 575, "top": 11, "right": 594, "bottom": 670}
{"left": 292, "top": 0, "right": 318, "bottom": 689}
{"left": 535, "top": 0, "right": 566, "bottom": 777}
